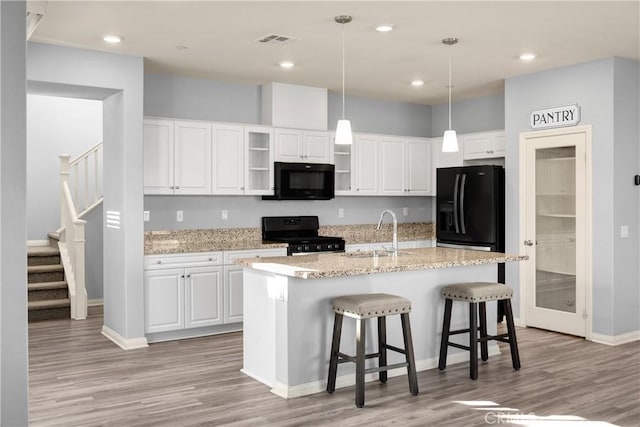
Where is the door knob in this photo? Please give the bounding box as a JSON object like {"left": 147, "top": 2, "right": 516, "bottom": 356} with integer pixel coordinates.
{"left": 524, "top": 240, "right": 534, "bottom": 246}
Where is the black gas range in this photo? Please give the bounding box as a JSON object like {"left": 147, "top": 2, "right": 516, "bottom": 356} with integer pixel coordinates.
{"left": 262, "top": 216, "right": 345, "bottom": 256}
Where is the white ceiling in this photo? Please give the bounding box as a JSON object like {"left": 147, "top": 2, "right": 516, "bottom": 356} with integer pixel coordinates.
{"left": 30, "top": 1, "right": 640, "bottom": 105}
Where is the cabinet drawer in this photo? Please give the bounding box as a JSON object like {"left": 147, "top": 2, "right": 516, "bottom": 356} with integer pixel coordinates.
{"left": 144, "top": 252, "right": 223, "bottom": 270}
{"left": 223, "top": 248, "right": 287, "bottom": 264}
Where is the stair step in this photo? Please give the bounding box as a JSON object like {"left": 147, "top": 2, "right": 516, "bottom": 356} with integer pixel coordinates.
{"left": 28, "top": 298, "right": 70, "bottom": 310}
{"left": 28, "top": 298, "right": 70, "bottom": 322}
{"left": 28, "top": 264, "right": 65, "bottom": 284}
{"left": 28, "top": 281, "right": 67, "bottom": 291}
{"left": 27, "top": 245, "right": 60, "bottom": 256}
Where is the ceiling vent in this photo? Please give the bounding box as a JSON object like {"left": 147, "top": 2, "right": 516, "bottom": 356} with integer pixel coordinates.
{"left": 255, "top": 34, "right": 300, "bottom": 45}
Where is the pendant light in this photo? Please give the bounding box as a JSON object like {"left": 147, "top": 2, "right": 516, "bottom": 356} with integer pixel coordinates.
{"left": 335, "top": 15, "right": 353, "bottom": 145}
{"left": 442, "top": 37, "right": 459, "bottom": 152}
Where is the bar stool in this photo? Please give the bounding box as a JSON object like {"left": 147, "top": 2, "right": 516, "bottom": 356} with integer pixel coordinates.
{"left": 438, "top": 282, "right": 520, "bottom": 380}
{"left": 326, "top": 293, "right": 419, "bottom": 408}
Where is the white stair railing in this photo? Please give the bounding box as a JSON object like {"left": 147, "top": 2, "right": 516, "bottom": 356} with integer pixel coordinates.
{"left": 58, "top": 142, "right": 102, "bottom": 320}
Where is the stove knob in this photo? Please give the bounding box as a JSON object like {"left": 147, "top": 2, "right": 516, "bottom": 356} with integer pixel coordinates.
{"left": 328, "top": 244, "right": 334, "bottom": 250}
{"left": 317, "top": 244, "right": 322, "bottom": 250}
{"left": 304, "top": 245, "right": 310, "bottom": 251}
{"left": 297, "top": 245, "right": 303, "bottom": 252}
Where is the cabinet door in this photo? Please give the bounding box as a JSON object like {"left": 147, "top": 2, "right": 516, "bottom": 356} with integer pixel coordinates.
{"left": 492, "top": 132, "right": 506, "bottom": 157}
{"left": 143, "top": 119, "right": 174, "bottom": 195}
{"left": 302, "top": 131, "right": 332, "bottom": 163}
{"left": 224, "top": 265, "right": 244, "bottom": 323}
{"left": 274, "top": 128, "right": 303, "bottom": 162}
{"left": 333, "top": 132, "right": 354, "bottom": 195}
{"left": 463, "top": 133, "right": 493, "bottom": 160}
{"left": 145, "top": 269, "right": 184, "bottom": 333}
{"left": 174, "top": 121, "right": 212, "bottom": 195}
{"left": 378, "top": 137, "right": 406, "bottom": 195}
{"left": 406, "top": 139, "right": 432, "bottom": 195}
{"left": 212, "top": 124, "right": 245, "bottom": 194}
{"left": 354, "top": 134, "right": 379, "bottom": 194}
{"left": 184, "top": 266, "right": 223, "bottom": 328}
{"left": 244, "top": 126, "right": 274, "bottom": 195}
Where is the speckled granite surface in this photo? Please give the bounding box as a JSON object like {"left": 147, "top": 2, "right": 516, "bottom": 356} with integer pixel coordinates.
{"left": 144, "top": 222, "right": 434, "bottom": 255}
{"left": 235, "top": 247, "right": 527, "bottom": 279}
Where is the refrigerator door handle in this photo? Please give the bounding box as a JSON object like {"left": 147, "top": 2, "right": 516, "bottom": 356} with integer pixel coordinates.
{"left": 453, "top": 174, "right": 460, "bottom": 233}
{"left": 460, "top": 173, "right": 467, "bottom": 234}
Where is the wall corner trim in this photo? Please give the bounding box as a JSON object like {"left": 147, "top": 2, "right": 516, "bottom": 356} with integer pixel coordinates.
{"left": 101, "top": 325, "right": 148, "bottom": 350}
{"left": 590, "top": 330, "right": 640, "bottom": 346}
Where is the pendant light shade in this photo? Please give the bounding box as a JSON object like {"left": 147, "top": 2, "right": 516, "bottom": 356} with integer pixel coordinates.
{"left": 442, "top": 37, "right": 459, "bottom": 153}
{"left": 335, "top": 15, "right": 353, "bottom": 145}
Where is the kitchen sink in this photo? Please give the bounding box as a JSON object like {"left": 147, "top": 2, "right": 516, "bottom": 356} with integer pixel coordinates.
{"left": 341, "top": 250, "right": 409, "bottom": 259}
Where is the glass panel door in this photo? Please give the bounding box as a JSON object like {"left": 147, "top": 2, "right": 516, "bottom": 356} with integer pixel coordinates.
{"left": 535, "top": 146, "right": 576, "bottom": 313}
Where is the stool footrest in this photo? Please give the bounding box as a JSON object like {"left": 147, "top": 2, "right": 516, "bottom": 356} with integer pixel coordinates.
{"left": 365, "top": 362, "right": 409, "bottom": 375}
{"left": 448, "top": 342, "right": 471, "bottom": 351}
{"left": 337, "top": 352, "right": 382, "bottom": 364}
{"left": 449, "top": 327, "right": 481, "bottom": 336}
{"left": 382, "top": 343, "right": 406, "bottom": 355}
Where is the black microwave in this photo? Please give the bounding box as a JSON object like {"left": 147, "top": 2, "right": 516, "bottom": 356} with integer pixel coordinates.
{"left": 262, "top": 162, "right": 335, "bottom": 200}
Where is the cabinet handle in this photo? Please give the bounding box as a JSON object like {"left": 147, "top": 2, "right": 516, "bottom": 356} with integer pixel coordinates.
{"left": 407, "top": 189, "right": 411, "bottom": 192}
{"left": 181, "top": 275, "right": 185, "bottom": 278}
{"left": 208, "top": 258, "right": 213, "bottom": 261}
{"left": 169, "top": 186, "right": 174, "bottom": 190}
{"left": 175, "top": 186, "right": 180, "bottom": 189}
{"left": 156, "top": 260, "right": 162, "bottom": 264}
{"left": 187, "top": 274, "right": 191, "bottom": 278}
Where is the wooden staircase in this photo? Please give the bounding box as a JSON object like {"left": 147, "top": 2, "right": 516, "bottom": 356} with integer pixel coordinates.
{"left": 28, "top": 235, "right": 70, "bottom": 321}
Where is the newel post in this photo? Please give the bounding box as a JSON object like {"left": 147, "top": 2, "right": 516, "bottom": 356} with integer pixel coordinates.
{"left": 73, "top": 219, "right": 87, "bottom": 320}
{"left": 59, "top": 154, "right": 71, "bottom": 230}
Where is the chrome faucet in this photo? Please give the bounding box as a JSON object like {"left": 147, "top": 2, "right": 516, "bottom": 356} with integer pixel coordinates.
{"left": 376, "top": 209, "right": 398, "bottom": 257}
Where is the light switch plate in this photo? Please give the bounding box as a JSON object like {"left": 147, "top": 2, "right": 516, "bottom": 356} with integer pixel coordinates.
{"left": 403, "top": 207, "right": 409, "bottom": 216}
{"left": 338, "top": 208, "right": 344, "bottom": 218}
{"left": 222, "top": 210, "right": 228, "bottom": 220}
{"left": 621, "top": 225, "right": 629, "bottom": 238}
{"left": 143, "top": 211, "right": 150, "bottom": 222}
{"left": 176, "top": 210, "right": 183, "bottom": 222}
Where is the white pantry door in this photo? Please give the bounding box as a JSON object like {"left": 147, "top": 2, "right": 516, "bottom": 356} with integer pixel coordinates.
{"left": 520, "top": 126, "right": 591, "bottom": 337}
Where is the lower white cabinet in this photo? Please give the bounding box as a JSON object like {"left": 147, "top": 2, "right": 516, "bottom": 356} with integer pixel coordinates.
{"left": 145, "top": 264, "right": 223, "bottom": 334}
{"left": 223, "top": 266, "right": 244, "bottom": 323}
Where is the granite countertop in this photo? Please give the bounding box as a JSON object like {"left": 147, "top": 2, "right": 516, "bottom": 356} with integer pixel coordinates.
{"left": 234, "top": 247, "right": 527, "bottom": 279}
{"left": 144, "top": 222, "right": 435, "bottom": 255}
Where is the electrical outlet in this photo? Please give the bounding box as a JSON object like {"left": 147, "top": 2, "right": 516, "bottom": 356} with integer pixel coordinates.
{"left": 338, "top": 208, "right": 344, "bottom": 218}
{"left": 143, "top": 211, "right": 150, "bottom": 222}
{"left": 222, "top": 210, "right": 228, "bottom": 220}
{"left": 176, "top": 210, "right": 183, "bottom": 222}
{"left": 621, "top": 225, "right": 629, "bottom": 238}
{"left": 403, "top": 207, "right": 409, "bottom": 216}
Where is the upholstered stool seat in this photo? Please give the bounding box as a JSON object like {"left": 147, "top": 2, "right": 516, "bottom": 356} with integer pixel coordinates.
{"left": 439, "top": 282, "right": 520, "bottom": 380}
{"left": 327, "top": 293, "right": 418, "bottom": 408}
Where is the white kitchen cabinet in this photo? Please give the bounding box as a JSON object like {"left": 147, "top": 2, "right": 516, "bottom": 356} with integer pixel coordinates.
{"left": 274, "top": 128, "right": 332, "bottom": 163}
{"left": 353, "top": 134, "right": 379, "bottom": 194}
{"left": 222, "top": 247, "right": 287, "bottom": 324}
{"left": 332, "top": 132, "right": 354, "bottom": 195}
{"left": 212, "top": 123, "right": 244, "bottom": 194}
{"left": 144, "top": 252, "right": 223, "bottom": 334}
{"left": 463, "top": 130, "right": 506, "bottom": 160}
{"left": 244, "top": 126, "right": 274, "bottom": 195}
{"left": 379, "top": 137, "right": 432, "bottom": 196}
{"left": 144, "top": 118, "right": 212, "bottom": 195}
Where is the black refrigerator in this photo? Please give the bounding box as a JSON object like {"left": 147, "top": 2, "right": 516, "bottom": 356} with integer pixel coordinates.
{"left": 436, "top": 165, "right": 505, "bottom": 284}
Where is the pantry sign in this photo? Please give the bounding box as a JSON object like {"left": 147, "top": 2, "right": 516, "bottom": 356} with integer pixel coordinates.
{"left": 530, "top": 104, "right": 581, "bottom": 130}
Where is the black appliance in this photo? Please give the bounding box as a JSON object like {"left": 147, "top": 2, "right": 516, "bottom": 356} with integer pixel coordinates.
{"left": 436, "top": 165, "right": 505, "bottom": 285}
{"left": 262, "top": 216, "right": 345, "bottom": 256}
{"left": 262, "top": 162, "right": 335, "bottom": 201}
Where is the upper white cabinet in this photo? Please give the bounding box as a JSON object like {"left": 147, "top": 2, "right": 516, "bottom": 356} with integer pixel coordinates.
{"left": 353, "top": 134, "right": 379, "bottom": 194}
{"left": 463, "top": 130, "right": 506, "bottom": 160}
{"left": 379, "top": 137, "right": 432, "bottom": 196}
{"left": 212, "top": 124, "right": 244, "bottom": 194}
{"left": 244, "top": 126, "right": 274, "bottom": 195}
{"left": 274, "top": 128, "right": 332, "bottom": 164}
{"left": 333, "top": 132, "right": 354, "bottom": 195}
{"left": 144, "top": 119, "right": 212, "bottom": 195}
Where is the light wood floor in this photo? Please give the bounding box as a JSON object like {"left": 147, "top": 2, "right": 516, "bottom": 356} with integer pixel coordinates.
{"left": 29, "top": 306, "right": 640, "bottom": 426}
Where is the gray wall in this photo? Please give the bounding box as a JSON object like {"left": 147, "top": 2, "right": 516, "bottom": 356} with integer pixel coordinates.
{"left": 0, "top": 1, "right": 28, "bottom": 424}
{"left": 144, "top": 196, "right": 432, "bottom": 230}
{"left": 28, "top": 42, "right": 145, "bottom": 341}
{"left": 612, "top": 58, "right": 640, "bottom": 335}
{"left": 328, "top": 92, "right": 431, "bottom": 137}
{"left": 84, "top": 204, "right": 104, "bottom": 300}
{"left": 144, "top": 73, "right": 261, "bottom": 124}
{"left": 505, "top": 57, "right": 640, "bottom": 336}
{"left": 431, "top": 94, "right": 505, "bottom": 136}
{"left": 26, "top": 95, "right": 103, "bottom": 240}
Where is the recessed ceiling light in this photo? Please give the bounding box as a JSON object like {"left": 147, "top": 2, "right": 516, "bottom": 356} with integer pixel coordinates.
{"left": 103, "top": 35, "right": 123, "bottom": 44}
{"left": 279, "top": 61, "right": 295, "bottom": 69}
{"left": 410, "top": 80, "right": 424, "bottom": 87}
{"left": 375, "top": 24, "right": 393, "bottom": 32}
{"left": 519, "top": 52, "right": 536, "bottom": 61}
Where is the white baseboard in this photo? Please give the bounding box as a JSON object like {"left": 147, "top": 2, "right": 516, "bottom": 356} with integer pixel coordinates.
{"left": 514, "top": 317, "right": 525, "bottom": 327}
{"left": 28, "top": 240, "right": 50, "bottom": 247}
{"left": 101, "top": 325, "right": 148, "bottom": 350}
{"left": 88, "top": 299, "right": 103, "bottom": 306}
{"left": 270, "top": 345, "right": 501, "bottom": 399}
{"left": 590, "top": 330, "right": 640, "bottom": 346}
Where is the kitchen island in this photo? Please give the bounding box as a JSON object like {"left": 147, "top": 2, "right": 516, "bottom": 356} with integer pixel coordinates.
{"left": 235, "top": 247, "right": 526, "bottom": 398}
